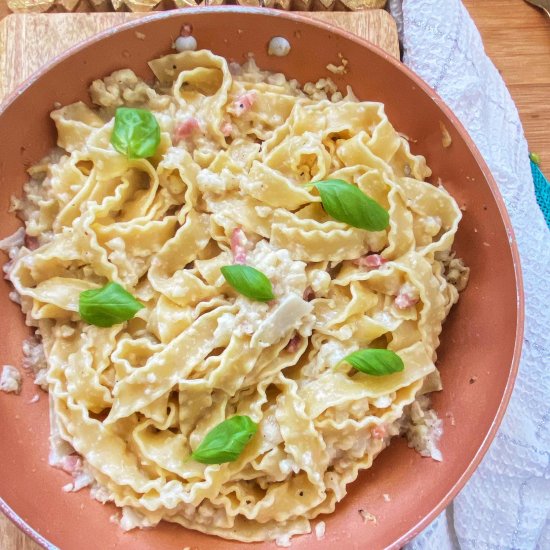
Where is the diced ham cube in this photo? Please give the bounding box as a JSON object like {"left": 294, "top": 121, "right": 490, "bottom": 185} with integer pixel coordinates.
{"left": 181, "top": 23, "right": 193, "bottom": 37}
{"left": 285, "top": 333, "right": 302, "bottom": 353}
{"left": 394, "top": 283, "right": 419, "bottom": 310}
{"left": 24, "top": 235, "right": 39, "bottom": 251}
{"left": 221, "top": 121, "right": 233, "bottom": 137}
{"left": 372, "top": 425, "right": 387, "bottom": 439}
{"left": 232, "top": 91, "right": 257, "bottom": 117}
{"left": 353, "top": 254, "right": 388, "bottom": 270}
{"left": 230, "top": 227, "right": 248, "bottom": 265}
{"left": 395, "top": 293, "right": 417, "bottom": 309}
{"left": 303, "top": 286, "right": 315, "bottom": 302}
{"left": 58, "top": 454, "right": 82, "bottom": 475}
{"left": 174, "top": 117, "right": 200, "bottom": 142}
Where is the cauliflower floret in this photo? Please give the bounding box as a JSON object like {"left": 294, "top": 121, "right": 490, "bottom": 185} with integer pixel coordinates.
{"left": 90, "top": 69, "right": 167, "bottom": 109}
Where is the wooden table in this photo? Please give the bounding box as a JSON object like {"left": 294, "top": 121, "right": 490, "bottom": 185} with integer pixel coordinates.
{"left": 0, "top": 2, "right": 548, "bottom": 549}
{"left": 464, "top": 0, "right": 550, "bottom": 167}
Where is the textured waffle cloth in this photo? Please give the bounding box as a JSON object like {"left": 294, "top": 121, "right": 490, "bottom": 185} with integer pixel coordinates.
{"left": 387, "top": 1, "right": 550, "bottom": 548}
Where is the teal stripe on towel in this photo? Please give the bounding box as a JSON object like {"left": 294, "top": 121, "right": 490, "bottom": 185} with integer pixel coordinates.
{"left": 531, "top": 159, "right": 550, "bottom": 229}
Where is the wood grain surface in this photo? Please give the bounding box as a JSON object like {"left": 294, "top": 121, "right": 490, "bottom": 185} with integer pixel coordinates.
{"left": 463, "top": 0, "right": 550, "bottom": 166}
{"left": 0, "top": 10, "right": 398, "bottom": 102}
{"left": 0, "top": 2, "right": 548, "bottom": 549}
{"left": 0, "top": 519, "right": 38, "bottom": 550}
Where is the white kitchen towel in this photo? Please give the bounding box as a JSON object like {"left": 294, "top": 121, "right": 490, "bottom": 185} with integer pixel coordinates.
{"left": 386, "top": 1, "right": 550, "bottom": 549}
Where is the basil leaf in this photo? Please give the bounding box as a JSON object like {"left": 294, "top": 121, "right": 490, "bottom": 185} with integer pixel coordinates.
{"left": 221, "top": 265, "right": 274, "bottom": 302}
{"left": 191, "top": 415, "right": 258, "bottom": 464}
{"left": 79, "top": 282, "right": 144, "bottom": 327}
{"left": 111, "top": 107, "right": 160, "bottom": 159}
{"left": 342, "top": 348, "right": 404, "bottom": 376}
{"left": 311, "top": 179, "right": 389, "bottom": 231}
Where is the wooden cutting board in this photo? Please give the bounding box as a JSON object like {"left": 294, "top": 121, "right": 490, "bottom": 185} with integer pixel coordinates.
{"left": 0, "top": 10, "right": 397, "bottom": 550}
{"left": 0, "top": 11, "right": 398, "bottom": 101}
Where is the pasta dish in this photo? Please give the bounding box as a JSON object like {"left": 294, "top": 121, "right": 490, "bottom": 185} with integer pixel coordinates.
{"left": 2, "top": 49, "right": 468, "bottom": 544}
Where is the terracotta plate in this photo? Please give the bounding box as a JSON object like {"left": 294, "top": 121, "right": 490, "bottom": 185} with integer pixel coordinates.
{"left": 0, "top": 8, "right": 523, "bottom": 550}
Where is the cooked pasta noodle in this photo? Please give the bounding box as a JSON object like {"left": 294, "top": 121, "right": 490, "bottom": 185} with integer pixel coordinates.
{"left": 4, "top": 50, "right": 466, "bottom": 543}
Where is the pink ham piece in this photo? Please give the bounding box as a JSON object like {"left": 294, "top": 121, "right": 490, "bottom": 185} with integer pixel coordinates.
{"left": 56, "top": 454, "right": 94, "bottom": 493}
{"left": 353, "top": 253, "right": 388, "bottom": 270}
{"left": 285, "top": 333, "right": 302, "bottom": 353}
{"left": 181, "top": 23, "right": 193, "bottom": 37}
{"left": 394, "top": 284, "right": 419, "bottom": 309}
{"left": 303, "top": 286, "right": 315, "bottom": 302}
{"left": 58, "top": 454, "right": 82, "bottom": 475}
{"left": 232, "top": 91, "right": 257, "bottom": 117}
{"left": 24, "top": 235, "right": 39, "bottom": 251}
{"left": 230, "top": 227, "right": 248, "bottom": 265}
{"left": 174, "top": 117, "right": 200, "bottom": 142}
{"left": 221, "top": 121, "right": 233, "bottom": 137}
{"left": 371, "top": 425, "right": 387, "bottom": 440}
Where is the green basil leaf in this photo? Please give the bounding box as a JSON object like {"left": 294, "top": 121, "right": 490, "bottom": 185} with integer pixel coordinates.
{"left": 311, "top": 179, "right": 389, "bottom": 231}
{"left": 221, "top": 265, "right": 274, "bottom": 302}
{"left": 79, "top": 282, "right": 144, "bottom": 327}
{"left": 342, "top": 348, "right": 404, "bottom": 376}
{"left": 111, "top": 107, "right": 160, "bottom": 159}
{"left": 191, "top": 415, "right": 258, "bottom": 464}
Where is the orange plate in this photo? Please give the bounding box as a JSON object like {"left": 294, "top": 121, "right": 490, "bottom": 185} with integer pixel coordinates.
{"left": 0, "top": 7, "right": 524, "bottom": 550}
